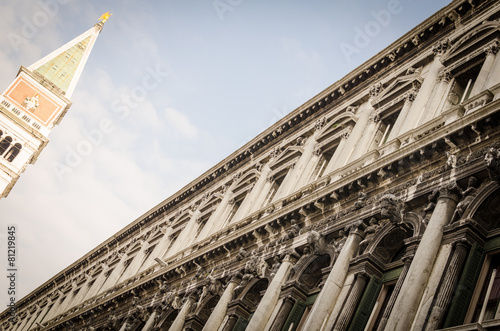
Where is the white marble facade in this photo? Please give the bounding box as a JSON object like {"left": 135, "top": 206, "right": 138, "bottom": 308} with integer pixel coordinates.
{"left": 3, "top": 0, "right": 500, "bottom": 330}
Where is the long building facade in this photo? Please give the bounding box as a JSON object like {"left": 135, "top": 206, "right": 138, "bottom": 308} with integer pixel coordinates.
{"left": 3, "top": 0, "right": 500, "bottom": 330}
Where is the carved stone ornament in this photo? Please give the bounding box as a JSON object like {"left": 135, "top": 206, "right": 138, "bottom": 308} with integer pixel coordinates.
{"left": 346, "top": 105, "right": 359, "bottom": 114}
{"left": 369, "top": 111, "right": 380, "bottom": 123}
{"left": 451, "top": 176, "right": 479, "bottom": 223}
{"left": 341, "top": 127, "right": 352, "bottom": 140}
{"left": 485, "top": 147, "right": 500, "bottom": 182}
{"left": 369, "top": 83, "right": 383, "bottom": 98}
{"left": 438, "top": 70, "right": 452, "bottom": 83}
{"left": 354, "top": 192, "right": 367, "bottom": 209}
{"left": 484, "top": 40, "right": 499, "bottom": 56}
{"left": 333, "top": 229, "right": 348, "bottom": 253}
{"left": 380, "top": 194, "right": 404, "bottom": 224}
{"left": 406, "top": 66, "right": 420, "bottom": 75}
{"left": 432, "top": 39, "right": 449, "bottom": 56}
{"left": 358, "top": 218, "right": 383, "bottom": 255}
{"left": 307, "top": 230, "right": 328, "bottom": 255}
{"left": 269, "top": 256, "right": 282, "bottom": 278}
{"left": 296, "top": 136, "right": 306, "bottom": 146}
{"left": 234, "top": 273, "right": 254, "bottom": 295}
{"left": 315, "top": 117, "right": 327, "bottom": 131}
{"left": 270, "top": 146, "right": 282, "bottom": 159}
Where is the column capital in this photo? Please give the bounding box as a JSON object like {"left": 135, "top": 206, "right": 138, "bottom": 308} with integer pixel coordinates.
{"left": 369, "top": 111, "right": 380, "bottom": 123}
{"left": 402, "top": 253, "right": 414, "bottom": 265}
{"left": 484, "top": 41, "right": 499, "bottom": 56}
{"left": 354, "top": 271, "right": 370, "bottom": 281}
{"left": 432, "top": 39, "right": 449, "bottom": 56}
{"left": 437, "top": 182, "right": 461, "bottom": 202}
{"left": 438, "top": 70, "right": 452, "bottom": 83}
{"left": 452, "top": 237, "right": 471, "bottom": 249}
{"left": 345, "top": 219, "right": 366, "bottom": 237}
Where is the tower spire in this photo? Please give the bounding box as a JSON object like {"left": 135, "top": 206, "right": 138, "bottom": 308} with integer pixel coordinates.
{"left": 0, "top": 17, "right": 108, "bottom": 198}
{"left": 27, "top": 14, "right": 110, "bottom": 99}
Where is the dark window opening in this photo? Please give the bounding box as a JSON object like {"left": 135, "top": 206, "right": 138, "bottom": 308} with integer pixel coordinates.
{"left": 471, "top": 254, "right": 500, "bottom": 322}
{"left": 379, "top": 110, "right": 401, "bottom": 146}
{"left": 0, "top": 136, "right": 12, "bottom": 155}
{"left": 452, "top": 64, "right": 482, "bottom": 104}
{"left": 5, "top": 143, "right": 21, "bottom": 162}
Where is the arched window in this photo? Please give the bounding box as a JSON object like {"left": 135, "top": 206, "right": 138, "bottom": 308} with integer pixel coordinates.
{"left": 5, "top": 143, "right": 22, "bottom": 162}
{"left": 0, "top": 136, "right": 12, "bottom": 155}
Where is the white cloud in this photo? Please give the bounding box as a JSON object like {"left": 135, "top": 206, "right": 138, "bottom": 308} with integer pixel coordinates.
{"left": 163, "top": 107, "right": 199, "bottom": 139}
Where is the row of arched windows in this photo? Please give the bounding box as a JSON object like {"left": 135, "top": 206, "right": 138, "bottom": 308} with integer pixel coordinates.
{"left": 0, "top": 130, "right": 22, "bottom": 162}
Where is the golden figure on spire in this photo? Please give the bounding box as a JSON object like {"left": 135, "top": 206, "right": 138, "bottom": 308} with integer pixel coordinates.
{"left": 99, "top": 12, "right": 112, "bottom": 23}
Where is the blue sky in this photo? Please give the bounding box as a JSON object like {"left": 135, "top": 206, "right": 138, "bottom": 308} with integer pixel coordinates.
{"left": 0, "top": 0, "right": 449, "bottom": 302}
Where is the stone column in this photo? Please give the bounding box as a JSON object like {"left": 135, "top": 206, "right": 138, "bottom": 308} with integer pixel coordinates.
{"left": 142, "top": 308, "right": 160, "bottom": 331}
{"left": 200, "top": 185, "right": 234, "bottom": 238}
{"left": 246, "top": 255, "right": 295, "bottom": 330}
{"left": 284, "top": 135, "right": 317, "bottom": 194}
{"left": 32, "top": 299, "right": 53, "bottom": 327}
{"left": 387, "top": 89, "right": 417, "bottom": 141}
{"left": 347, "top": 103, "right": 376, "bottom": 160}
{"left": 119, "top": 318, "right": 132, "bottom": 331}
{"left": 169, "top": 295, "right": 196, "bottom": 331}
{"left": 323, "top": 131, "right": 350, "bottom": 174}
{"left": 420, "top": 71, "right": 452, "bottom": 124}
{"left": 168, "top": 208, "right": 201, "bottom": 256}
{"left": 333, "top": 273, "right": 369, "bottom": 331}
{"left": 126, "top": 240, "right": 149, "bottom": 276}
{"left": 485, "top": 41, "right": 500, "bottom": 90}
{"left": 202, "top": 278, "right": 238, "bottom": 331}
{"left": 376, "top": 255, "right": 413, "bottom": 331}
{"left": 302, "top": 222, "right": 364, "bottom": 331}
{"left": 82, "top": 262, "right": 109, "bottom": 301}
{"left": 269, "top": 295, "right": 296, "bottom": 331}
{"left": 240, "top": 164, "right": 271, "bottom": 215}
{"left": 43, "top": 289, "right": 65, "bottom": 321}
{"left": 425, "top": 240, "right": 469, "bottom": 330}
{"left": 385, "top": 184, "right": 459, "bottom": 331}
{"left": 142, "top": 225, "right": 173, "bottom": 270}
{"left": 101, "top": 252, "right": 129, "bottom": 292}
{"left": 398, "top": 42, "right": 445, "bottom": 135}
{"left": 221, "top": 314, "right": 239, "bottom": 331}
{"left": 471, "top": 43, "right": 499, "bottom": 96}
{"left": 168, "top": 295, "right": 196, "bottom": 331}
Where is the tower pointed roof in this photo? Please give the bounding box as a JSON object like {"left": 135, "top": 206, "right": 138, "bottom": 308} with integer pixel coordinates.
{"left": 27, "top": 19, "right": 107, "bottom": 99}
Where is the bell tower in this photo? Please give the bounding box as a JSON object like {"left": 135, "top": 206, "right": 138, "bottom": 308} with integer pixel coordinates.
{"left": 0, "top": 14, "right": 110, "bottom": 198}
